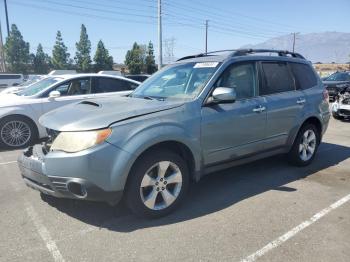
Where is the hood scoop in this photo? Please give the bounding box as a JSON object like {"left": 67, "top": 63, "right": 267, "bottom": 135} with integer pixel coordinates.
{"left": 78, "top": 101, "right": 100, "bottom": 107}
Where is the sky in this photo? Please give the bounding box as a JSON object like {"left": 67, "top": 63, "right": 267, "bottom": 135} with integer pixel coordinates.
{"left": 0, "top": 0, "right": 349, "bottom": 63}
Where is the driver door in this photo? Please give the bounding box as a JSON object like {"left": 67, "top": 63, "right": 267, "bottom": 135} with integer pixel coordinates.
{"left": 40, "top": 77, "right": 93, "bottom": 115}
{"left": 201, "top": 62, "right": 268, "bottom": 166}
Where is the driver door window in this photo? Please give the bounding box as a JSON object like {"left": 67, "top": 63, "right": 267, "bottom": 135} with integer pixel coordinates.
{"left": 52, "top": 78, "right": 91, "bottom": 97}
{"left": 216, "top": 63, "right": 257, "bottom": 100}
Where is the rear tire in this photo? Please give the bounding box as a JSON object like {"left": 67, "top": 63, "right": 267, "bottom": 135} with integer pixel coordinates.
{"left": 0, "top": 116, "right": 37, "bottom": 149}
{"left": 332, "top": 113, "right": 343, "bottom": 120}
{"left": 288, "top": 124, "right": 320, "bottom": 167}
{"left": 125, "top": 149, "right": 189, "bottom": 218}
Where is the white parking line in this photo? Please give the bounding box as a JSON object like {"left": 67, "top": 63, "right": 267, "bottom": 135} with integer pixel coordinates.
{"left": 0, "top": 160, "right": 17, "bottom": 166}
{"left": 25, "top": 201, "right": 65, "bottom": 262}
{"left": 241, "top": 193, "right": 350, "bottom": 262}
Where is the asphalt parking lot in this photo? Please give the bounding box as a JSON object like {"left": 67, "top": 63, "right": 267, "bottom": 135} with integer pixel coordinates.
{"left": 0, "top": 118, "right": 349, "bottom": 262}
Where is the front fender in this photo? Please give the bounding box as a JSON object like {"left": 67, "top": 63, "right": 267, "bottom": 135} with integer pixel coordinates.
{"left": 106, "top": 114, "right": 201, "bottom": 190}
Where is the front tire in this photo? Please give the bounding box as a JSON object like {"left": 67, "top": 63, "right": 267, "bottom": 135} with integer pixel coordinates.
{"left": 125, "top": 150, "right": 189, "bottom": 218}
{"left": 0, "top": 116, "right": 37, "bottom": 149}
{"left": 288, "top": 124, "right": 320, "bottom": 167}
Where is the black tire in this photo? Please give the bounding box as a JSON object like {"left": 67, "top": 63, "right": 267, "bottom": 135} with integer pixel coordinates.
{"left": 0, "top": 115, "right": 37, "bottom": 149}
{"left": 125, "top": 149, "right": 189, "bottom": 218}
{"left": 288, "top": 124, "right": 320, "bottom": 167}
{"left": 332, "top": 113, "right": 343, "bottom": 120}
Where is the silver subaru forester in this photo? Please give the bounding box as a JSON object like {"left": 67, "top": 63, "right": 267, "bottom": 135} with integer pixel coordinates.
{"left": 18, "top": 49, "right": 330, "bottom": 218}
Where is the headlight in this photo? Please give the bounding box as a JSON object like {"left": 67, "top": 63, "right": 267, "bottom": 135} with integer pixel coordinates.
{"left": 51, "top": 128, "right": 112, "bottom": 153}
{"left": 332, "top": 103, "right": 339, "bottom": 112}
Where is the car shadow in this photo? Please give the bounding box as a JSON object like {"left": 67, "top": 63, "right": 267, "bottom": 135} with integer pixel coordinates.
{"left": 41, "top": 142, "right": 350, "bottom": 232}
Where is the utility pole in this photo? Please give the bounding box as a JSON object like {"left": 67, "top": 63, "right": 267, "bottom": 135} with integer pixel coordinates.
{"left": 292, "top": 32, "right": 300, "bottom": 53}
{"left": 4, "top": 0, "right": 10, "bottom": 37}
{"left": 205, "top": 20, "right": 209, "bottom": 54}
{"left": 0, "top": 20, "right": 6, "bottom": 72}
{"left": 157, "top": 0, "right": 162, "bottom": 69}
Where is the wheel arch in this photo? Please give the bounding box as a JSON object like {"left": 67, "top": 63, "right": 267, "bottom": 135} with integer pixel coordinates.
{"left": 0, "top": 114, "right": 39, "bottom": 140}
{"left": 289, "top": 116, "right": 323, "bottom": 147}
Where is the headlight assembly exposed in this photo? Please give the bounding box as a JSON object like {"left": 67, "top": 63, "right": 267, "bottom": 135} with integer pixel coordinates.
{"left": 51, "top": 128, "right": 112, "bottom": 153}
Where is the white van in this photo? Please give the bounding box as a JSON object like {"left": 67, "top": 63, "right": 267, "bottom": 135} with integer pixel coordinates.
{"left": 0, "top": 74, "right": 24, "bottom": 89}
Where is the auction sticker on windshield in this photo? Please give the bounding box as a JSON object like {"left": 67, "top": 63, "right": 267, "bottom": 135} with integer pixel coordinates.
{"left": 194, "top": 62, "right": 219, "bottom": 68}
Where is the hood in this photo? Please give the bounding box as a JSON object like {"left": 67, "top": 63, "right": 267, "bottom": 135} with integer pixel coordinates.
{"left": 40, "top": 96, "right": 184, "bottom": 131}
{"left": 0, "top": 94, "right": 32, "bottom": 107}
{"left": 0, "top": 86, "right": 26, "bottom": 95}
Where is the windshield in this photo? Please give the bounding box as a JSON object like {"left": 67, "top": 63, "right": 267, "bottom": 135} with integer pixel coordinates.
{"left": 325, "top": 72, "right": 350, "bottom": 81}
{"left": 132, "top": 62, "right": 219, "bottom": 100}
{"left": 17, "top": 77, "right": 62, "bottom": 96}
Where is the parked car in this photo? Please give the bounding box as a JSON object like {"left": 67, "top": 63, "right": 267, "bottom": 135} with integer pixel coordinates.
{"left": 331, "top": 87, "right": 350, "bottom": 120}
{"left": 0, "top": 73, "right": 24, "bottom": 89}
{"left": 18, "top": 49, "right": 330, "bottom": 218}
{"left": 1, "top": 75, "right": 46, "bottom": 95}
{"left": 322, "top": 71, "right": 350, "bottom": 102}
{"left": 0, "top": 74, "right": 139, "bottom": 149}
{"left": 126, "top": 74, "right": 151, "bottom": 82}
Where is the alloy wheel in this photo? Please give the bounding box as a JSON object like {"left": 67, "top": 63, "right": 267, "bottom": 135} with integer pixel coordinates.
{"left": 299, "top": 129, "right": 317, "bottom": 162}
{"left": 140, "top": 161, "right": 183, "bottom": 210}
{"left": 1, "top": 120, "right": 31, "bottom": 147}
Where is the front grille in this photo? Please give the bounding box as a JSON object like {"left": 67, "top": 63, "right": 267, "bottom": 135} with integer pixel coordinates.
{"left": 339, "top": 109, "right": 350, "bottom": 116}
{"left": 342, "top": 98, "right": 350, "bottom": 105}
{"left": 44, "top": 129, "right": 60, "bottom": 153}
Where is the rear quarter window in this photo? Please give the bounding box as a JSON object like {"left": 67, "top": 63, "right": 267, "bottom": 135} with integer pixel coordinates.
{"left": 290, "top": 63, "right": 318, "bottom": 90}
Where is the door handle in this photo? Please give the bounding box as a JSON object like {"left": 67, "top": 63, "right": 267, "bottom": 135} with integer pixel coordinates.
{"left": 253, "top": 105, "right": 266, "bottom": 113}
{"left": 297, "top": 98, "right": 306, "bottom": 105}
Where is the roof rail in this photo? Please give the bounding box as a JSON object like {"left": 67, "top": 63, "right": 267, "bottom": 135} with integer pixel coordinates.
{"left": 176, "top": 49, "right": 237, "bottom": 61}
{"left": 176, "top": 48, "right": 305, "bottom": 61}
{"left": 231, "top": 49, "right": 305, "bottom": 59}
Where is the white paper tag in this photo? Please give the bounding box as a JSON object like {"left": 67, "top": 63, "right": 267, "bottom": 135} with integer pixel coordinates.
{"left": 194, "top": 62, "right": 219, "bottom": 68}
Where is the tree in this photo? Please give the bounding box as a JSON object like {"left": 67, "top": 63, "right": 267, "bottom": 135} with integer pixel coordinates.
{"left": 33, "top": 44, "right": 50, "bottom": 74}
{"left": 52, "top": 31, "right": 70, "bottom": 69}
{"left": 75, "top": 24, "right": 91, "bottom": 72}
{"left": 125, "top": 42, "right": 144, "bottom": 74}
{"left": 4, "top": 24, "right": 30, "bottom": 73}
{"left": 145, "top": 41, "right": 157, "bottom": 74}
{"left": 93, "top": 40, "right": 113, "bottom": 72}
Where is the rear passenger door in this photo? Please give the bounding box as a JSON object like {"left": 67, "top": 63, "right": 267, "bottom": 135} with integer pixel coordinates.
{"left": 260, "top": 61, "right": 306, "bottom": 149}
{"left": 91, "top": 77, "right": 138, "bottom": 97}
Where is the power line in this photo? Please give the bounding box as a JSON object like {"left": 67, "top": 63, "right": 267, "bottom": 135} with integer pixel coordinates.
{"left": 165, "top": 0, "right": 299, "bottom": 31}
{"left": 10, "top": 1, "right": 158, "bottom": 25}
{"left": 163, "top": 8, "right": 289, "bottom": 36}
{"left": 27, "top": 0, "right": 157, "bottom": 19}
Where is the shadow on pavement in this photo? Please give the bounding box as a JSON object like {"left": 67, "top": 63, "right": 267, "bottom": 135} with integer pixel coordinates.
{"left": 41, "top": 142, "right": 350, "bottom": 232}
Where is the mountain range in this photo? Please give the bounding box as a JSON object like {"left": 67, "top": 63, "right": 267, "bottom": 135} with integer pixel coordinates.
{"left": 241, "top": 32, "right": 350, "bottom": 63}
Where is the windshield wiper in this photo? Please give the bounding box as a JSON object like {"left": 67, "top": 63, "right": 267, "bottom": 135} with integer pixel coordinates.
{"left": 133, "top": 95, "right": 165, "bottom": 101}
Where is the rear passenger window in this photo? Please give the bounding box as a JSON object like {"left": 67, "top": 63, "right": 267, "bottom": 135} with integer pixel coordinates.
{"left": 290, "top": 63, "right": 317, "bottom": 90}
{"left": 93, "top": 77, "right": 133, "bottom": 93}
{"left": 260, "top": 62, "right": 295, "bottom": 95}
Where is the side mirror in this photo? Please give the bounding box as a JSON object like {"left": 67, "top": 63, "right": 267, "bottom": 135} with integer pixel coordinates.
{"left": 208, "top": 87, "right": 236, "bottom": 104}
{"left": 49, "top": 90, "right": 61, "bottom": 99}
